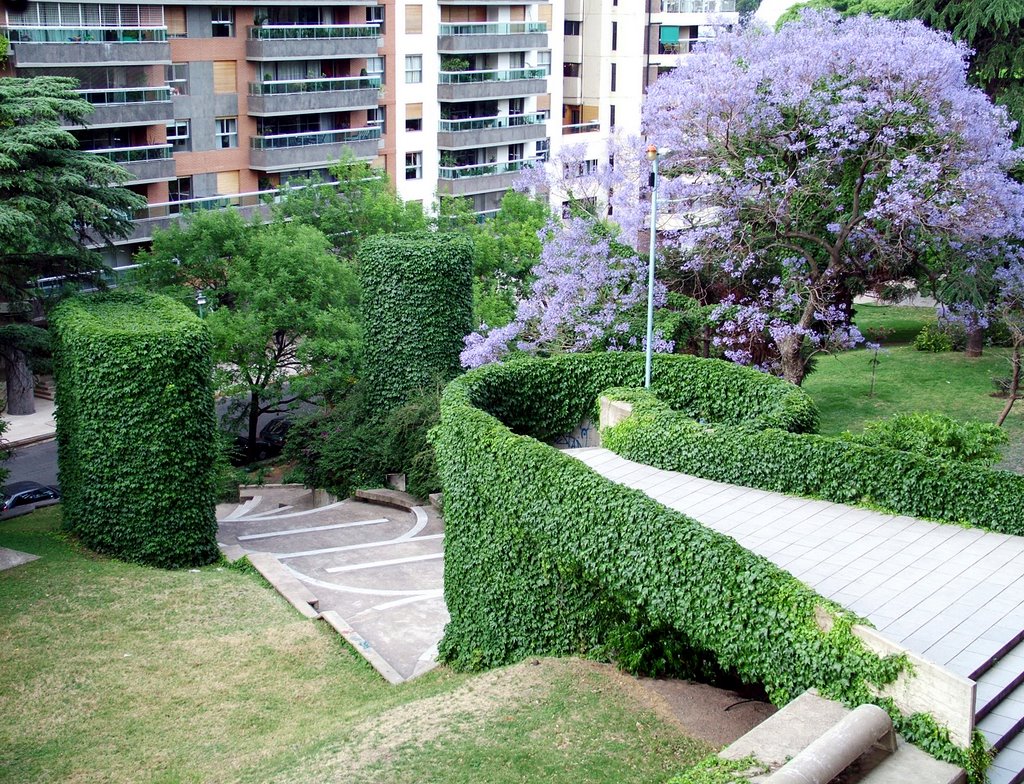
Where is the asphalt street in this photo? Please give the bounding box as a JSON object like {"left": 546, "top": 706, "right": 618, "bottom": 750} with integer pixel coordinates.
{"left": 5, "top": 440, "right": 58, "bottom": 489}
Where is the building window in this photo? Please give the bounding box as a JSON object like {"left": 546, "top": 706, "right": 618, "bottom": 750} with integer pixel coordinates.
{"left": 564, "top": 62, "right": 581, "bottom": 78}
{"left": 166, "top": 63, "right": 189, "bottom": 96}
{"left": 508, "top": 143, "right": 524, "bottom": 162}
{"left": 564, "top": 20, "right": 581, "bottom": 35}
{"left": 405, "top": 55, "right": 422, "bottom": 84}
{"left": 211, "top": 7, "right": 234, "bottom": 37}
{"left": 405, "top": 4, "right": 422, "bottom": 34}
{"left": 536, "top": 138, "right": 550, "bottom": 162}
{"left": 366, "top": 57, "right": 385, "bottom": 82}
{"left": 610, "top": 105, "right": 616, "bottom": 128}
{"left": 612, "top": 21, "right": 618, "bottom": 50}
{"left": 406, "top": 117, "right": 422, "bottom": 131}
{"left": 167, "top": 120, "right": 190, "bottom": 151}
{"left": 538, "top": 50, "right": 552, "bottom": 75}
{"left": 366, "top": 6, "right": 385, "bottom": 32}
{"left": 405, "top": 152, "right": 423, "bottom": 180}
{"left": 368, "top": 107, "right": 385, "bottom": 131}
{"left": 611, "top": 63, "right": 617, "bottom": 92}
{"left": 215, "top": 117, "right": 238, "bottom": 149}
{"left": 169, "top": 176, "right": 193, "bottom": 212}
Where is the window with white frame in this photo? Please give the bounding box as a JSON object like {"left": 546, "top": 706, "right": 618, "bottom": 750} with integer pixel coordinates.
{"left": 537, "top": 50, "right": 552, "bottom": 75}
{"left": 405, "top": 151, "right": 423, "bottom": 180}
{"left": 211, "top": 7, "right": 234, "bottom": 37}
{"left": 166, "top": 120, "right": 190, "bottom": 151}
{"left": 536, "top": 138, "right": 550, "bottom": 161}
{"left": 405, "top": 55, "right": 422, "bottom": 84}
{"left": 165, "top": 62, "right": 189, "bottom": 95}
{"left": 215, "top": 117, "right": 238, "bottom": 149}
{"left": 366, "top": 57, "right": 385, "bottom": 81}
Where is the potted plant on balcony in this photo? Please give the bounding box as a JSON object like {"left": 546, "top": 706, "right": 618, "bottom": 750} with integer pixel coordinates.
{"left": 441, "top": 56, "right": 470, "bottom": 72}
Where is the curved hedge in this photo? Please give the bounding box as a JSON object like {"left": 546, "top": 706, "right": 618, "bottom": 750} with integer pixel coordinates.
{"left": 433, "top": 351, "right": 981, "bottom": 777}
{"left": 601, "top": 389, "right": 1024, "bottom": 535}
{"left": 359, "top": 232, "right": 473, "bottom": 411}
{"left": 51, "top": 291, "right": 219, "bottom": 567}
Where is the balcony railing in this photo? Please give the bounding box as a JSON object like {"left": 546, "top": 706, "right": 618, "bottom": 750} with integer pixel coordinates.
{"left": 658, "top": 38, "right": 713, "bottom": 55}
{"left": 438, "top": 22, "right": 547, "bottom": 35}
{"left": 247, "top": 23, "right": 380, "bottom": 40}
{"left": 2, "top": 25, "right": 167, "bottom": 43}
{"left": 439, "top": 67, "right": 547, "bottom": 84}
{"left": 76, "top": 86, "right": 172, "bottom": 104}
{"left": 251, "top": 126, "right": 381, "bottom": 150}
{"left": 130, "top": 182, "right": 340, "bottom": 221}
{"left": 439, "top": 111, "right": 547, "bottom": 132}
{"left": 438, "top": 157, "right": 541, "bottom": 179}
{"left": 562, "top": 121, "right": 600, "bottom": 135}
{"left": 659, "top": 0, "right": 735, "bottom": 11}
{"left": 248, "top": 76, "right": 381, "bottom": 95}
{"left": 87, "top": 143, "right": 172, "bottom": 163}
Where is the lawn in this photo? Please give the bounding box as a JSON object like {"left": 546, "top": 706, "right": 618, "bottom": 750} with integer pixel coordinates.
{"left": 853, "top": 303, "right": 936, "bottom": 345}
{"left": 0, "top": 507, "right": 712, "bottom": 784}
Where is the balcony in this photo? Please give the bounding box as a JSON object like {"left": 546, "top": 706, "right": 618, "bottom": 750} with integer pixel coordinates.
{"left": 438, "top": 68, "right": 547, "bottom": 101}
{"left": 246, "top": 24, "right": 381, "bottom": 60}
{"left": 436, "top": 158, "right": 539, "bottom": 196}
{"left": 438, "top": 22, "right": 547, "bottom": 53}
{"left": 88, "top": 144, "right": 175, "bottom": 184}
{"left": 249, "top": 126, "right": 381, "bottom": 171}
{"left": 248, "top": 76, "right": 381, "bottom": 116}
{"left": 68, "top": 86, "right": 173, "bottom": 128}
{"left": 3, "top": 26, "right": 170, "bottom": 66}
{"left": 562, "top": 121, "right": 600, "bottom": 135}
{"left": 437, "top": 111, "right": 548, "bottom": 148}
{"left": 658, "top": 0, "right": 736, "bottom": 11}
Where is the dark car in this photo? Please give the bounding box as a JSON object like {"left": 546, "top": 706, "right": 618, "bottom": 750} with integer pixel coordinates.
{"left": 231, "top": 417, "right": 293, "bottom": 465}
{"left": 2, "top": 481, "right": 61, "bottom": 519}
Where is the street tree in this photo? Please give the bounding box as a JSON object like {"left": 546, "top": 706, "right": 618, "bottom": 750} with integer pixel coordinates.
{"left": 0, "top": 76, "right": 143, "bottom": 414}
{"left": 642, "top": 12, "right": 1024, "bottom": 384}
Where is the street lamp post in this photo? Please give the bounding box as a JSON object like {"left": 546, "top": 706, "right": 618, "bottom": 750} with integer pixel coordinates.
{"left": 644, "top": 144, "right": 659, "bottom": 389}
{"left": 195, "top": 289, "right": 207, "bottom": 318}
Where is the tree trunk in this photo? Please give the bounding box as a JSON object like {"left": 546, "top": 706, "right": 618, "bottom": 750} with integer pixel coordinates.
{"left": 965, "top": 325, "right": 984, "bottom": 358}
{"left": 247, "top": 391, "right": 261, "bottom": 461}
{"left": 5, "top": 348, "right": 35, "bottom": 415}
{"left": 778, "top": 336, "right": 806, "bottom": 386}
{"left": 997, "top": 345, "right": 1021, "bottom": 427}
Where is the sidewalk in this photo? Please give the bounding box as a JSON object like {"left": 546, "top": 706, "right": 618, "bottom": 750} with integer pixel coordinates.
{"left": 2, "top": 397, "right": 56, "bottom": 447}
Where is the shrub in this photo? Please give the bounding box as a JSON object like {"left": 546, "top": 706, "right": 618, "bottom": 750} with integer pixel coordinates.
{"left": 359, "top": 232, "right": 473, "bottom": 412}
{"left": 846, "top": 412, "right": 1008, "bottom": 465}
{"left": 50, "top": 291, "right": 218, "bottom": 567}
{"left": 913, "top": 323, "right": 954, "bottom": 352}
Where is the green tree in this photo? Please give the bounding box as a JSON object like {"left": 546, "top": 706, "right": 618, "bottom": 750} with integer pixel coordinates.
{"left": 778, "top": 0, "right": 908, "bottom": 25}
{"left": 274, "top": 151, "right": 427, "bottom": 259}
{"left": 0, "top": 76, "right": 144, "bottom": 414}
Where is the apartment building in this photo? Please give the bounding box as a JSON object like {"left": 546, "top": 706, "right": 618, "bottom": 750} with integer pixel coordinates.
{"left": 0, "top": 0, "right": 732, "bottom": 257}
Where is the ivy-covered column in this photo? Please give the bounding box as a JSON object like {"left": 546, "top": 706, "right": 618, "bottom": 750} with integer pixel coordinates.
{"left": 358, "top": 232, "right": 473, "bottom": 411}
{"left": 51, "top": 291, "right": 219, "bottom": 567}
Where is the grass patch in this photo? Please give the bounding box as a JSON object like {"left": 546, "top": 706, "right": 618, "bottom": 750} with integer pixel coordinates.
{"left": 853, "top": 303, "right": 935, "bottom": 345}
{"left": 805, "top": 345, "right": 1024, "bottom": 471}
{"left": 0, "top": 508, "right": 712, "bottom": 784}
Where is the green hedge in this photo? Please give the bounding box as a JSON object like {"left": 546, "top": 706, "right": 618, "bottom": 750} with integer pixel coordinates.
{"left": 51, "top": 291, "right": 219, "bottom": 567}
{"left": 601, "top": 389, "right": 1024, "bottom": 535}
{"left": 358, "top": 232, "right": 473, "bottom": 411}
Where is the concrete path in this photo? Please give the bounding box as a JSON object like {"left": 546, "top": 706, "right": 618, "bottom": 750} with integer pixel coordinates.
{"left": 0, "top": 547, "right": 39, "bottom": 571}
{"left": 217, "top": 486, "right": 447, "bottom": 683}
{"left": 2, "top": 396, "right": 56, "bottom": 447}
{"left": 568, "top": 447, "right": 1024, "bottom": 784}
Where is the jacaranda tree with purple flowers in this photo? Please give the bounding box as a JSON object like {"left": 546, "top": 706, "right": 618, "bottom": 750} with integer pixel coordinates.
{"left": 643, "top": 11, "right": 1024, "bottom": 384}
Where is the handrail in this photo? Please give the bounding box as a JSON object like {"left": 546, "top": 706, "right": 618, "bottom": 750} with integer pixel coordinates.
{"left": 438, "top": 22, "right": 547, "bottom": 35}
{"left": 76, "top": 86, "right": 172, "bottom": 104}
{"left": 248, "top": 23, "right": 380, "bottom": 40}
{"left": 562, "top": 121, "right": 600, "bottom": 134}
{"left": 438, "top": 158, "right": 541, "bottom": 179}
{"left": 2, "top": 25, "right": 167, "bottom": 43}
{"left": 248, "top": 76, "right": 381, "bottom": 95}
{"left": 130, "top": 181, "right": 339, "bottom": 220}
{"left": 439, "top": 111, "right": 548, "bottom": 132}
{"left": 87, "top": 143, "right": 172, "bottom": 162}
{"left": 659, "top": 0, "right": 736, "bottom": 11}
{"left": 438, "top": 67, "right": 546, "bottom": 84}
{"left": 251, "top": 126, "right": 381, "bottom": 149}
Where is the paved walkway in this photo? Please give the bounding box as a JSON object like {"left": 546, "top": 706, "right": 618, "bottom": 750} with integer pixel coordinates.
{"left": 2, "top": 396, "right": 56, "bottom": 447}
{"left": 568, "top": 447, "right": 1024, "bottom": 784}
{"left": 217, "top": 486, "right": 447, "bottom": 683}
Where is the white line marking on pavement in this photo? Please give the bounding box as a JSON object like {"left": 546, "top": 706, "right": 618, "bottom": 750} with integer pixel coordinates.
{"left": 324, "top": 552, "right": 444, "bottom": 574}
{"left": 224, "top": 500, "right": 350, "bottom": 522}
{"left": 285, "top": 565, "right": 437, "bottom": 597}
{"left": 274, "top": 533, "right": 443, "bottom": 559}
{"left": 238, "top": 518, "right": 389, "bottom": 541}
{"left": 244, "top": 505, "right": 294, "bottom": 518}
{"left": 351, "top": 591, "right": 445, "bottom": 618}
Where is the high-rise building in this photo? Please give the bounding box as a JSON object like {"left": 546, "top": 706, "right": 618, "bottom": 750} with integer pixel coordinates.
{"left": 0, "top": 1, "right": 735, "bottom": 259}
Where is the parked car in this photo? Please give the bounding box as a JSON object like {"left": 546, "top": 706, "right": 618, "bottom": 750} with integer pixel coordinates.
{"left": 2, "top": 481, "right": 61, "bottom": 519}
{"left": 231, "top": 417, "right": 293, "bottom": 465}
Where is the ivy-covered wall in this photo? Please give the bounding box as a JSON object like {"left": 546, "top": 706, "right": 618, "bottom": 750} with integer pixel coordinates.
{"left": 359, "top": 232, "right": 473, "bottom": 411}
{"left": 51, "top": 291, "right": 219, "bottom": 568}
{"left": 432, "top": 352, "right": 984, "bottom": 780}
{"left": 601, "top": 388, "right": 1024, "bottom": 535}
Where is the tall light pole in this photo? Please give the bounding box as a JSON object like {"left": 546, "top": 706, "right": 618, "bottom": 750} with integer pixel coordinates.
{"left": 644, "top": 144, "right": 659, "bottom": 389}
{"left": 195, "top": 289, "right": 207, "bottom": 318}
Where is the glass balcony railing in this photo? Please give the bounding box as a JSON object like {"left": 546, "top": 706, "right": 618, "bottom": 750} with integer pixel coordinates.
{"left": 562, "top": 121, "right": 600, "bottom": 135}
{"left": 76, "top": 86, "right": 172, "bottom": 104}
{"left": 438, "top": 158, "right": 540, "bottom": 180}
{"left": 87, "top": 143, "right": 172, "bottom": 163}
{"left": 248, "top": 23, "right": 380, "bottom": 40}
{"left": 251, "top": 126, "right": 381, "bottom": 150}
{"left": 439, "top": 111, "right": 548, "bottom": 132}
{"left": 439, "top": 67, "right": 547, "bottom": 84}
{"left": 659, "top": 0, "right": 736, "bottom": 12}
{"left": 2, "top": 26, "right": 167, "bottom": 43}
{"left": 130, "top": 181, "right": 341, "bottom": 220}
{"left": 438, "top": 22, "right": 547, "bottom": 36}
{"left": 248, "top": 76, "right": 381, "bottom": 95}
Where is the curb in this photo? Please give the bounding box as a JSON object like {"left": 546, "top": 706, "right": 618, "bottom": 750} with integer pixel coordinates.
{"left": 246, "top": 551, "right": 320, "bottom": 619}
{"left": 7, "top": 433, "right": 56, "bottom": 448}
{"left": 320, "top": 610, "right": 406, "bottom": 685}
{"left": 354, "top": 488, "right": 421, "bottom": 512}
